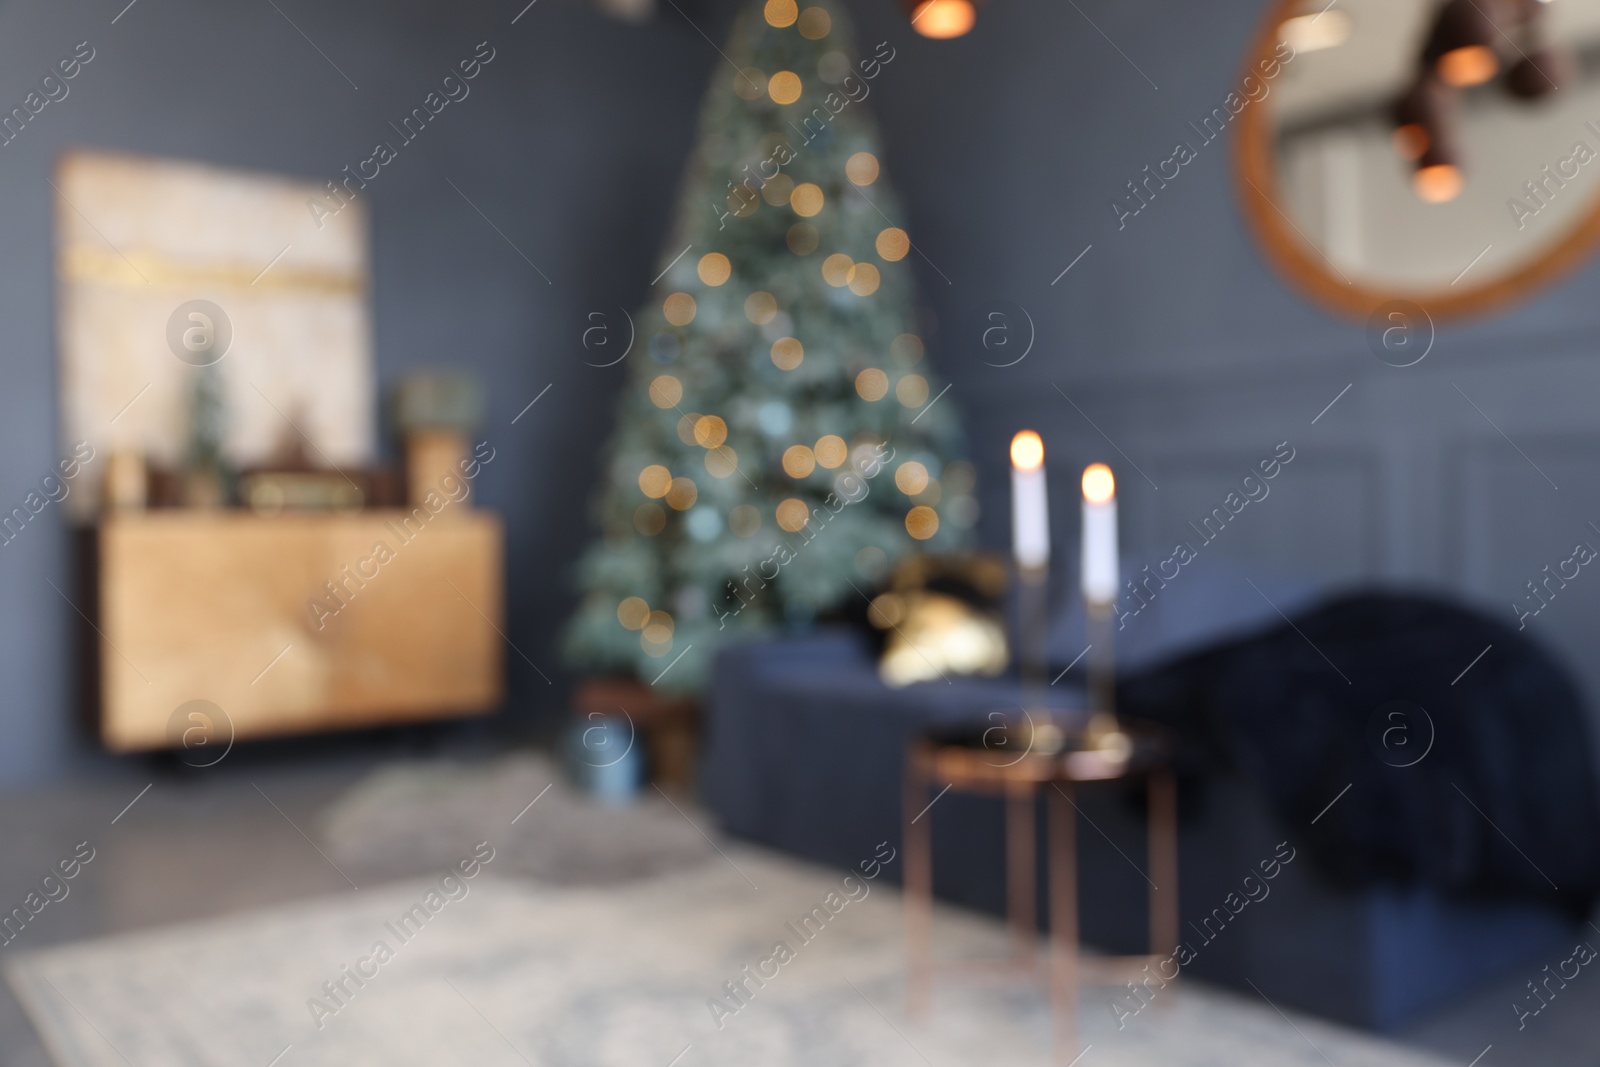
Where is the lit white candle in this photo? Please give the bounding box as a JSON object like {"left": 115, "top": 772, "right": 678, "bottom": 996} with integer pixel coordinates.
{"left": 1010, "top": 431, "right": 1049, "bottom": 570}
{"left": 1081, "top": 463, "right": 1118, "bottom": 604}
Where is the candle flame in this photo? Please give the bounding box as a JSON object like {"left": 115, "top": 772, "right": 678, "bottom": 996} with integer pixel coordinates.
{"left": 1082, "top": 463, "right": 1115, "bottom": 504}
{"left": 1010, "top": 430, "right": 1044, "bottom": 472}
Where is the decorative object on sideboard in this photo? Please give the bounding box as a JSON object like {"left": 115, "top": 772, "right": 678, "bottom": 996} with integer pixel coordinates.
{"left": 234, "top": 411, "right": 394, "bottom": 514}
{"left": 101, "top": 451, "right": 148, "bottom": 512}
{"left": 392, "top": 370, "right": 486, "bottom": 510}
{"left": 405, "top": 431, "right": 471, "bottom": 510}
{"left": 239, "top": 471, "right": 366, "bottom": 515}
{"left": 181, "top": 363, "right": 231, "bottom": 508}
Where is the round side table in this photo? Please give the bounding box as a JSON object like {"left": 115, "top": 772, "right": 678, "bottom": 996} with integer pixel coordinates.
{"left": 903, "top": 722, "right": 1178, "bottom": 1063}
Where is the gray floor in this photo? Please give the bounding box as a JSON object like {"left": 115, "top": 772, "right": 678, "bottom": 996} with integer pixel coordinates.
{"left": 0, "top": 745, "right": 1595, "bottom": 1066}
{"left": 0, "top": 748, "right": 388, "bottom": 1066}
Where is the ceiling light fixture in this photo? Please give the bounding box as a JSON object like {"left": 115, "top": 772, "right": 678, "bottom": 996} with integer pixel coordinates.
{"left": 1278, "top": 10, "right": 1354, "bottom": 54}
{"left": 1414, "top": 131, "right": 1465, "bottom": 204}
{"left": 1506, "top": 48, "right": 1571, "bottom": 98}
{"left": 1391, "top": 77, "right": 1450, "bottom": 162}
{"left": 1438, "top": 44, "right": 1499, "bottom": 86}
{"left": 1506, "top": 0, "right": 1573, "bottom": 103}
{"left": 1423, "top": 0, "right": 1503, "bottom": 87}
{"left": 1393, "top": 0, "right": 1567, "bottom": 201}
{"left": 905, "top": 0, "right": 976, "bottom": 39}
{"left": 1414, "top": 161, "right": 1464, "bottom": 203}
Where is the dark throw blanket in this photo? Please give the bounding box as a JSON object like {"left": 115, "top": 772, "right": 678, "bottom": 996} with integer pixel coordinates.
{"left": 1118, "top": 591, "right": 1600, "bottom": 915}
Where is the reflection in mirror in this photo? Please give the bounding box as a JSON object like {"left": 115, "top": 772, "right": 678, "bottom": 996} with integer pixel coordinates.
{"left": 1244, "top": 0, "right": 1600, "bottom": 316}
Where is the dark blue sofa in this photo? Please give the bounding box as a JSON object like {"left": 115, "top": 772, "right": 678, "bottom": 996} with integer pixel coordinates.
{"left": 702, "top": 619, "right": 1580, "bottom": 1032}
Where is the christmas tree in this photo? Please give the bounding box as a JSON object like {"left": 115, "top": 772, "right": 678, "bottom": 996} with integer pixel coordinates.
{"left": 563, "top": 0, "right": 974, "bottom": 692}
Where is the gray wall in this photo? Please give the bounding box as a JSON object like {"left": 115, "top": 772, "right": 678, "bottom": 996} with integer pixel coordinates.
{"left": 0, "top": 0, "right": 719, "bottom": 784}
{"left": 3, "top": 0, "right": 1599, "bottom": 786}
{"left": 890, "top": 0, "right": 1600, "bottom": 753}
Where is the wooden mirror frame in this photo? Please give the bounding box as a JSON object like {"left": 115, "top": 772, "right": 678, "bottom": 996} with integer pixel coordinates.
{"left": 1234, "top": 0, "right": 1600, "bottom": 322}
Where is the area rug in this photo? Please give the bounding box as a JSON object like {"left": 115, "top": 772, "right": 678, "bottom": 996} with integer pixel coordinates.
{"left": 315, "top": 751, "right": 714, "bottom": 885}
{"left": 6, "top": 847, "right": 1452, "bottom": 1067}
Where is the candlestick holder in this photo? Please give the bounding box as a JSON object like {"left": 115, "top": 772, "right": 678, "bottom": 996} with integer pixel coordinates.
{"left": 1010, "top": 561, "right": 1075, "bottom": 763}
{"left": 1017, "top": 561, "right": 1050, "bottom": 716}
{"left": 1082, "top": 599, "right": 1131, "bottom": 759}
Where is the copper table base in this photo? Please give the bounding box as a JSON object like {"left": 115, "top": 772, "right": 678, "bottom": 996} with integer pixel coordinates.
{"left": 904, "top": 735, "right": 1179, "bottom": 1064}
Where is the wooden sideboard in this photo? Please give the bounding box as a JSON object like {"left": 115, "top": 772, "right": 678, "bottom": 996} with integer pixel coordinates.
{"left": 95, "top": 510, "right": 504, "bottom": 751}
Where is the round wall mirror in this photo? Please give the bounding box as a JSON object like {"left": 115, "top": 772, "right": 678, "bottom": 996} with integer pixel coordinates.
{"left": 1236, "top": 0, "right": 1600, "bottom": 319}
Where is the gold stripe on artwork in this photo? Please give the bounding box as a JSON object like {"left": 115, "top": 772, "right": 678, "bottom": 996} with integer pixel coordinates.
{"left": 58, "top": 244, "right": 366, "bottom": 295}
